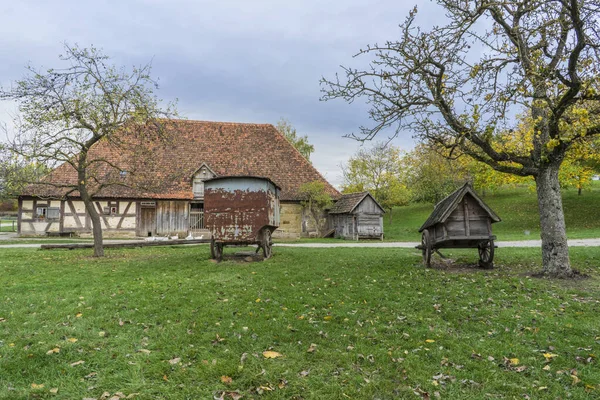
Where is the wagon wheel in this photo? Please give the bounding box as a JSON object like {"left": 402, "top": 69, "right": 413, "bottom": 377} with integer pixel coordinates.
{"left": 421, "top": 229, "right": 432, "bottom": 268}
{"left": 262, "top": 229, "right": 273, "bottom": 259}
{"left": 478, "top": 239, "right": 494, "bottom": 269}
{"left": 211, "top": 238, "right": 223, "bottom": 261}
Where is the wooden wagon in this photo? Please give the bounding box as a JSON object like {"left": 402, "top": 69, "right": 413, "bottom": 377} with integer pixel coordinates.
{"left": 417, "top": 183, "right": 501, "bottom": 268}
{"left": 204, "top": 176, "right": 280, "bottom": 261}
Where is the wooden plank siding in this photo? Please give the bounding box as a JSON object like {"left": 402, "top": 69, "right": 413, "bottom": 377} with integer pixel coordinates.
{"left": 328, "top": 194, "right": 384, "bottom": 240}
{"left": 442, "top": 195, "right": 492, "bottom": 238}
{"left": 156, "top": 201, "right": 190, "bottom": 236}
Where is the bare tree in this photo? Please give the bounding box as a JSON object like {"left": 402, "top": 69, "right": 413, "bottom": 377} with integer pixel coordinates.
{"left": 322, "top": 0, "right": 600, "bottom": 278}
{"left": 0, "top": 43, "right": 176, "bottom": 257}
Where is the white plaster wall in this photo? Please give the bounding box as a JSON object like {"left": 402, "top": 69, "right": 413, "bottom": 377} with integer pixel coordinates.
{"left": 121, "top": 217, "right": 136, "bottom": 229}
{"left": 63, "top": 216, "right": 79, "bottom": 229}
{"left": 73, "top": 201, "right": 86, "bottom": 213}
{"left": 22, "top": 200, "right": 34, "bottom": 210}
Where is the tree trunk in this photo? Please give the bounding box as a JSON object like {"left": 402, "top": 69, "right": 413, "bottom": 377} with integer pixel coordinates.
{"left": 388, "top": 208, "right": 393, "bottom": 223}
{"left": 535, "top": 165, "right": 572, "bottom": 278}
{"left": 80, "top": 186, "right": 104, "bottom": 257}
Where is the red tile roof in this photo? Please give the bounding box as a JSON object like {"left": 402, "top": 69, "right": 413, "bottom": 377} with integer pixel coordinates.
{"left": 22, "top": 120, "right": 340, "bottom": 202}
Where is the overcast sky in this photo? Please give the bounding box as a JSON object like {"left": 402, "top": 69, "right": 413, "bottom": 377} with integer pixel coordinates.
{"left": 0, "top": 0, "right": 444, "bottom": 187}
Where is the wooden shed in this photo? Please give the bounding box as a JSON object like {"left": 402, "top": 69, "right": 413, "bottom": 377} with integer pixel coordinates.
{"left": 328, "top": 192, "right": 385, "bottom": 240}
{"left": 418, "top": 183, "right": 501, "bottom": 268}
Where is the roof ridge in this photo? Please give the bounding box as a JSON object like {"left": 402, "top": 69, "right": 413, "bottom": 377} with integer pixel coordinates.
{"left": 167, "top": 118, "right": 273, "bottom": 127}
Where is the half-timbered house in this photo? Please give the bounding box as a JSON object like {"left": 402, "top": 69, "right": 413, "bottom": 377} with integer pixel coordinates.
{"left": 18, "top": 120, "right": 339, "bottom": 238}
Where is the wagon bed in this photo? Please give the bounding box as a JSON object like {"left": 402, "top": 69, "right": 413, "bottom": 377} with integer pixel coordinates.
{"left": 204, "top": 176, "right": 280, "bottom": 261}
{"left": 417, "top": 183, "right": 501, "bottom": 268}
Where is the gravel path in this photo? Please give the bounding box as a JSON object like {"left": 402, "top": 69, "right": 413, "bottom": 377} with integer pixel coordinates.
{"left": 276, "top": 238, "right": 600, "bottom": 248}
{"left": 1, "top": 238, "right": 599, "bottom": 249}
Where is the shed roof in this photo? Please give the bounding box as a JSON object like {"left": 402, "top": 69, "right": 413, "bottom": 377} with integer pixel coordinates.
{"left": 418, "top": 183, "right": 501, "bottom": 232}
{"left": 204, "top": 175, "right": 282, "bottom": 191}
{"left": 328, "top": 191, "right": 385, "bottom": 214}
{"left": 21, "top": 120, "right": 339, "bottom": 202}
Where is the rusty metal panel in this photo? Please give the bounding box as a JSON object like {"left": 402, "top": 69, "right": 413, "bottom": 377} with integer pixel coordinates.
{"left": 204, "top": 177, "right": 280, "bottom": 242}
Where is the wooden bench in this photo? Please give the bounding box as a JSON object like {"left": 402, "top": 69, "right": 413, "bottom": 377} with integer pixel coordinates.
{"left": 46, "top": 231, "right": 75, "bottom": 238}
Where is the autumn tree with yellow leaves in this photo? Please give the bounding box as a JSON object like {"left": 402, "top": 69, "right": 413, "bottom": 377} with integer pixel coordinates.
{"left": 322, "top": 0, "right": 600, "bottom": 278}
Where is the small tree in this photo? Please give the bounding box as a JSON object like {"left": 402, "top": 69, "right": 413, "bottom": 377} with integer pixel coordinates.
{"left": 0, "top": 44, "right": 176, "bottom": 256}
{"left": 299, "top": 181, "right": 333, "bottom": 236}
{"left": 275, "top": 118, "right": 315, "bottom": 161}
{"left": 341, "top": 142, "right": 409, "bottom": 221}
{"left": 322, "top": 1, "right": 600, "bottom": 278}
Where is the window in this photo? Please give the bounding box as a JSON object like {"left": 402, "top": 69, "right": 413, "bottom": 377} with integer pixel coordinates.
{"left": 192, "top": 164, "right": 215, "bottom": 198}
{"left": 47, "top": 207, "right": 60, "bottom": 220}
{"left": 36, "top": 206, "right": 47, "bottom": 219}
{"left": 193, "top": 179, "right": 204, "bottom": 197}
{"left": 104, "top": 203, "right": 119, "bottom": 215}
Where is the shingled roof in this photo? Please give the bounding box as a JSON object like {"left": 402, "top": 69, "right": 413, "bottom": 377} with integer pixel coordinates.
{"left": 21, "top": 120, "right": 340, "bottom": 202}
{"left": 328, "top": 191, "right": 385, "bottom": 214}
{"left": 418, "top": 183, "right": 501, "bottom": 232}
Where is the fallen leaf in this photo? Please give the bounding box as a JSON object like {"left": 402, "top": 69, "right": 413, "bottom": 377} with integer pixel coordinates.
{"left": 221, "top": 376, "right": 233, "bottom": 385}
{"left": 543, "top": 353, "right": 558, "bottom": 360}
{"left": 262, "top": 350, "right": 283, "bottom": 359}
{"left": 538, "top": 387, "right": 548, "bottom": 391}
{"left": 509, "top": 358, "right": 519, "bottom": 365}
{"left": 99, "top": 331, "right": 106, "bottom": 337}
{"left": 514, "top": 365, "right": 527, "bottom": 372}
{"left": 323, "top": 316, "right": 332, "bottom": 321}
{"left": 46, "top": 347, "right": 60, "bottom": 355}
{"left": 76, "top": 313, "right": 83, "bottom": 318}
{"left": 543, "top": 365, "right": 551, "bottom": 371}
{"left": 168, "top": 357, "right": 181, "bottom": 365}
{"left": 278, "top": 379, "right": 288, "bottom": 389}
{"left": 425, "top": 339, "right": 435, "bottom": 343}
{"left": 163, "top": 375, "right": 169, "bottom": 381}
{"left": 307, "top": 343, "right": 317, "bottom": 353}
{"left": 138, "top": 349, "right": 151, "bottom": 354}
{"left": 31, "top": 383, "right": 45, "bottom": 389}
{"left": 572, "top": 374, "right": 581, "bottom": 385}
{"left": 67, "top": 338, "right": 78, "bottom": 343}
{"left": 215, "top": 391, "right": 243, "bottom": 400}
{"left": 49, "top": 387, "right": 59, "bottom": 394}
{"left": 70, "top": 360, "right": 85, "bottom": 367}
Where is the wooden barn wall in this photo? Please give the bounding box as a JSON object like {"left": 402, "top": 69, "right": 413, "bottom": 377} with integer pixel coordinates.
{"left": 156, "top": 201, "right": 189, "bottom": 236}
{"left": 329, "top": 214, "right": 355, "bottom": 239}
{"left": 355, "top": 196, "right": 383, "bottom": 214}
{"left": 444, "top": 194, "right": 490, "bottom": 237}
{"left": 356, "top": 214, "right": 383, "bottom": 238}
{"left": 355, "top": 196, "right": 384, "bottom": 239}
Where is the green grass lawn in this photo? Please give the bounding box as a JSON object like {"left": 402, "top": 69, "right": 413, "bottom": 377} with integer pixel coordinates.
{"left": 384, "top": 182, "right": 600, "bottom": 242}
{"left": 1, "top": 246, "right": 599, "bottom": 399}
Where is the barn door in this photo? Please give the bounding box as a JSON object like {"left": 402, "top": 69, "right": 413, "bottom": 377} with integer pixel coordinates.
{"left": 140, "top": 207, "right": 156, "bottom": 237}
{"left": 189, "top": 203, "right": 204, "bottom": 233}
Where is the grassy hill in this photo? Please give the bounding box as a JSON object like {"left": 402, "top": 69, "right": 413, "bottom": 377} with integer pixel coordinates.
{"left": 384, "top": 181, "right": 600, "bottom": 241}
